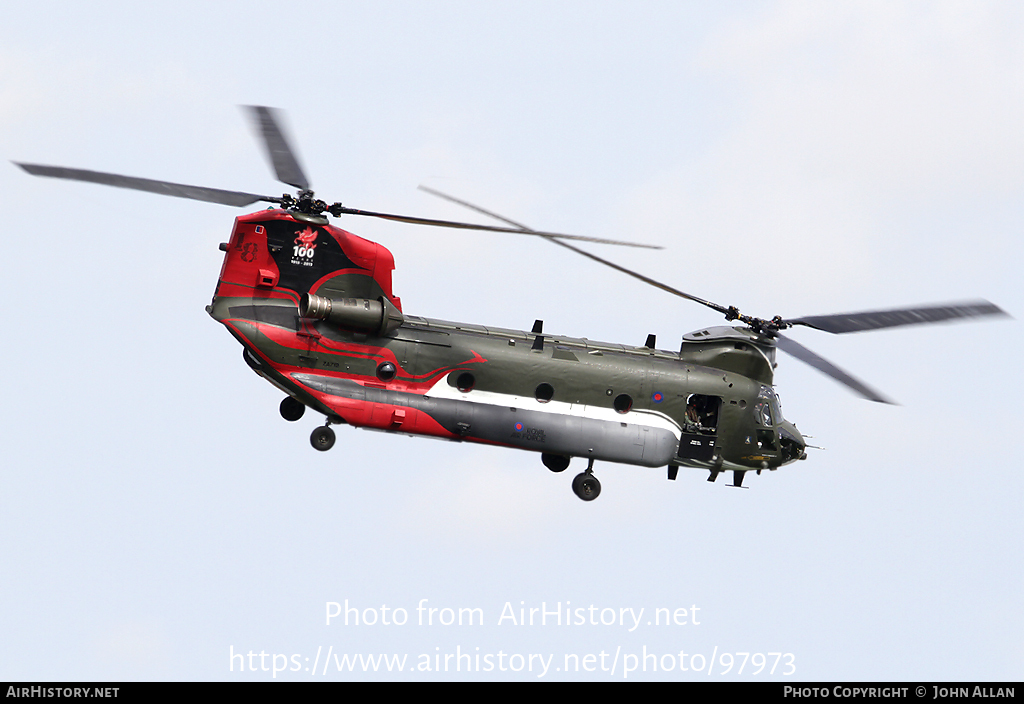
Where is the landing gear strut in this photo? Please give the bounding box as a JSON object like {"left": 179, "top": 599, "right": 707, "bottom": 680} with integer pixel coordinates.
{"left": 310, "top": 421, "right": 336, "bottom": 452}
{"left": 571, "top": 459, "right": 601, "bottom": 501}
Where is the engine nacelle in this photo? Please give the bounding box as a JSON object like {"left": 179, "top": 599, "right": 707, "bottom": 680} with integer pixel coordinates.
{"left": 299, "top": 293, "right": 405, "bottom": 336}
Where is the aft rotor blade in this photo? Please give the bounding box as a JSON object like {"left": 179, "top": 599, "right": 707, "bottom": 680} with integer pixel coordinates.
{"left": 336, "top": 203, "right": 662, "bottom": 250}
{"left": 418, "top": 186, "right": 725, "bottom": 308}
{"left": 244, "top": 105, "right": 310, "bottom": 191}
{"left": 787, "top": 301, "right": 1008, "bottom": 334}
{"left": 14, "top": 162, "right": 275, "bottom": 207}
{"left": 774, "top": 333, "right": 894, "bottom": 404}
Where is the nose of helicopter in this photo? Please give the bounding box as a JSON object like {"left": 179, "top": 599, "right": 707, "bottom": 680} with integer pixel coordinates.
{"left": 778, "top": 420, "right": 807, "bottom": 462}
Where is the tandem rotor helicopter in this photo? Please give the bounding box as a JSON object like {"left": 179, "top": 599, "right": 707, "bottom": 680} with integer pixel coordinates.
{"left": 15, "top": 107, "right": 1008, "bottom": 500}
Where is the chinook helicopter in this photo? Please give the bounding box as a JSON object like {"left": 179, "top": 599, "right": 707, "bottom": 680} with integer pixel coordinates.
{"left": 15, "top": 107, "right": 1007, "bottom": 501}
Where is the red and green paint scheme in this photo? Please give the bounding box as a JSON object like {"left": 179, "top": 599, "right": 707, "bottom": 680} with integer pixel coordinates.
{"left": 208, "top": 209, "right": 808, "bottom": 498}
{"left": 24, "top": 106, "right": 1003, "bottom": 500}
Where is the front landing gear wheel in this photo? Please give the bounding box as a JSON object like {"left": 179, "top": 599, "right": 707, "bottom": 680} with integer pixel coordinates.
{"left": 572, "top": 471, "right": 601, "bottom": 501}
{"left": 310, "top": 425, "right": 336, "bottom": 452}
{"left": 280, "top": 396, "right": 305, "bottom": 422}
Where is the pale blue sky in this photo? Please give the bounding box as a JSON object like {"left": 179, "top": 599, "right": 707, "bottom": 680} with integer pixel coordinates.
{"left": 1, "top": 1, "right": 1021, "bottom": 681}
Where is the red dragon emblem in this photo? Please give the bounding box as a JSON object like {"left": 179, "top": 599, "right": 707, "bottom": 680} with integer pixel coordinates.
{"left": 294, "top": 227, "right": 318, "bottom": 250}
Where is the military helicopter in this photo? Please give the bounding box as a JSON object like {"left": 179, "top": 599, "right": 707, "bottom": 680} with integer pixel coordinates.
{"left": 15, "top": 107, "right": 1007, "bottom": 501}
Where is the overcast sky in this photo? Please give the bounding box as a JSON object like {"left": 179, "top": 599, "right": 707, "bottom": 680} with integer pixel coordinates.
{"left": 1, "top": 1, "right": 1021, "bottom": 681}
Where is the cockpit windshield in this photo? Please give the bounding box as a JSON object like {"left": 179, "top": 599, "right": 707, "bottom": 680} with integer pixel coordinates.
{"left": 756, "top": 386, "right": 783, "bottom": 426}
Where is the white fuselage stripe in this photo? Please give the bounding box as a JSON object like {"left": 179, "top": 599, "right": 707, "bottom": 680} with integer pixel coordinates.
{"left": 424, "top": 378, "right": 683, "bottom": 439}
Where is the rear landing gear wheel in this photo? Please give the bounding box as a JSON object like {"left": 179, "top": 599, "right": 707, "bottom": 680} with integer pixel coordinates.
{"left": 280, "top": 396, "right": 305, "bottom": 422}
{"left": 572, "top": 471, "right": 601, "bottom": 501}
{"left": 542, "top": 453, "right": 570, "bottom": 473}
{"left": 310, "top": 425, "right": 336, "bottom": 452}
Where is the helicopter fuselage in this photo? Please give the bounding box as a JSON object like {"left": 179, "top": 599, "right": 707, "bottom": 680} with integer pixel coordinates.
{"left": 19, "top": 104, "right": 1006, "bottom": 499}
{"left": 208, "top": 209, "right": 805, "bottom": 482}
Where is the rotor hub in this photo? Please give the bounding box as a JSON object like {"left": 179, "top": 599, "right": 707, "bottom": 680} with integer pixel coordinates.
{"left": 277, "top": 190, "right": 345, "bottom": 217}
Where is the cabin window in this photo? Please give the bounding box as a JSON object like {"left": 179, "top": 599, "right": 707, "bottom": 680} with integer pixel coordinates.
{"left": 457, "top": 372, "right": 475, "bottom": 392}
{"left": 535, "top": 383, "right": 554, "bottom": 403}
{"left": 614, "top": 394, "right": 633, "bottom": 414}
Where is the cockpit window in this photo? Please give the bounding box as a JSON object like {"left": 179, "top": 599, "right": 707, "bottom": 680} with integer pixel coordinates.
{"left": 754, "top": 386, "right": 780, "bottom": 451}
{"left": 757, "top": 386, "right": 782, "bottom": 426}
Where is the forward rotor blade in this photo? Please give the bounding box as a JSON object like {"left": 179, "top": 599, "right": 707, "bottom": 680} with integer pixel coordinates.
{"left": 774, "top": 333, "right": 894, "bottom": 404}
{"left": 337, "top": 202, "right": 662, "bottom": 249}
{"left": 537, "top": 233, "right": 719, "bottom": 306}
{"left": 418, "top": 186, "right": 724, "bottom": 308}
{"left": 788, "top": 301, "right": 1008, "bottom": 334}
{"left": 244, "top": 106, "right": 310, "bottom": 191}
{"left": 14, "top": 162, "right": 274, "bottom": 207}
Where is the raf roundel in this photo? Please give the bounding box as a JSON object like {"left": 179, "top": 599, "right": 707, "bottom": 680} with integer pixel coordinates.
{"left": 652, "top": 392, "right": 664, "bottom": 404}
{"left": 514, "top": 422, "right": 524, "bottom": 433}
